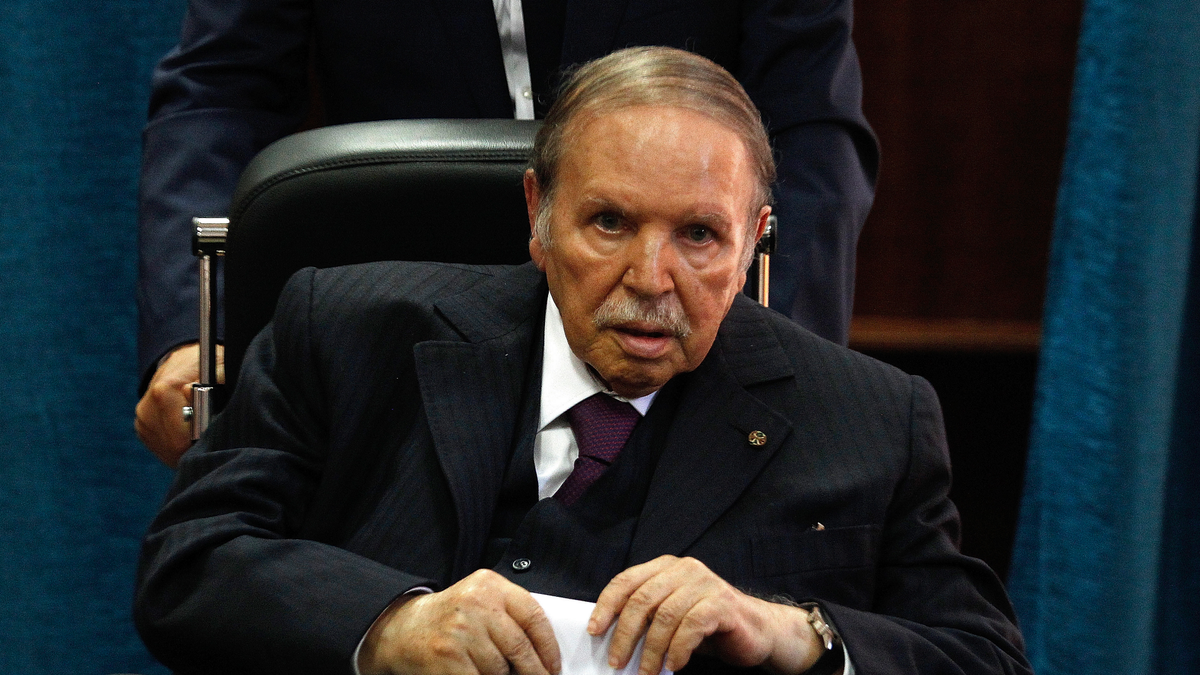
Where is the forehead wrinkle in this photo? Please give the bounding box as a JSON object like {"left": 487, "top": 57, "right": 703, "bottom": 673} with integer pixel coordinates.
{"left": 580, "top": 193, "right": 736, "bottom": 227}
{"left": 561, "top": 108, "right": 754, "bottom": 232}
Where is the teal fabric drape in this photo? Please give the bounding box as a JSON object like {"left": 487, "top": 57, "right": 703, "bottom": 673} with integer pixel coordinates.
{"left": 0, "top": 1, "right": 183, "bottom": 672}
{"left": 1008, "top": 0, "right": 1200, "bottom": 673}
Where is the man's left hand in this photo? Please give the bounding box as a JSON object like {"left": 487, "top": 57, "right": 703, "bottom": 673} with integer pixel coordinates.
{"left": 588, "top": 556, "right": 825, "bottom": 675}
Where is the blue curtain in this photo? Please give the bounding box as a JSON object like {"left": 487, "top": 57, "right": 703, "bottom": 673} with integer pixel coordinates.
{"left": 1008, "top": 0, "right": 1200, "bottom": 673}
{"left": 0, "top": 1, "right": 183, "bottom": 672}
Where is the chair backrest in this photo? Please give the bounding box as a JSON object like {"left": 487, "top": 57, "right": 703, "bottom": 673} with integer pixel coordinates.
{"left": 224, "top": 118, "right": 539, "bottom": 389}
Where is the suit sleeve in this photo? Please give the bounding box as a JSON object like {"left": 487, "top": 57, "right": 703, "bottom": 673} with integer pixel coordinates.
{"left": 134, "top": 268, "right": 429, "bottom": 675}
{"left": 819, "top": 376, "right": 1032, "bottom": 674}
{"left": 738, "top": 0, "right": 879, "bottom": 344}
{"left": 137, "top": 0, "right": 312, "bottom": 389}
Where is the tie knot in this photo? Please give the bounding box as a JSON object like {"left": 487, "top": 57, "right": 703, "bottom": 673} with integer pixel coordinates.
{"left": 567, "top": 393, "right": 640, "bottom": 464}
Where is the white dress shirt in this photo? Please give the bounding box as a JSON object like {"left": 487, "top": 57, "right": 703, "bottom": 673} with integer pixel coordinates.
{"left": 535, "top": 294, "right": 657, "bottom": 498}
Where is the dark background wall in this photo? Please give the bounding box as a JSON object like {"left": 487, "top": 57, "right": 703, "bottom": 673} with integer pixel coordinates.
{"left": 849, "top": 0, "right": 1084, "bottom": 578}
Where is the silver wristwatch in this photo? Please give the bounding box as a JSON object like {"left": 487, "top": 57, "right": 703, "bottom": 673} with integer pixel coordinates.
{"left": 798, "top": 603, "right": 844, "bottom": 675}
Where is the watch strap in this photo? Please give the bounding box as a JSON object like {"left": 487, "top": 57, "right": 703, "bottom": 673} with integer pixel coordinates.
{"left": 799, "top": 603, "right": 844, "bottom": 675}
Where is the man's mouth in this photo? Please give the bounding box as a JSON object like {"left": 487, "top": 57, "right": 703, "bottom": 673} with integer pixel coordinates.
{"left": 616, "top": 324, "right": 671, "bottom": 339}
{"left": 610, "top": 323, "right": 675, "bottom": 358}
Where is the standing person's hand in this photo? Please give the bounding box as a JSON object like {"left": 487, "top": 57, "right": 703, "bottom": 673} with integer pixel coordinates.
{"left": 135, "top": 343, "right": 224, "bottom": 467}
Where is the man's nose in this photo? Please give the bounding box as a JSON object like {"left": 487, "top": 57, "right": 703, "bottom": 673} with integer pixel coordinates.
{"left": 621, "top": 229, "right": 677, "bottom": 296}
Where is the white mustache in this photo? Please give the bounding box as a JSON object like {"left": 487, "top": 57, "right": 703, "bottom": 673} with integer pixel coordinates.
{"left": 593, "top": 294, "right": 692, "bottom": 339}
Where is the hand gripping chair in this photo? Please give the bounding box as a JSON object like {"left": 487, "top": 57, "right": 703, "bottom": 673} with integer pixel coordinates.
{"left": 186, "top": 119, "right": 776, "bottom": 438}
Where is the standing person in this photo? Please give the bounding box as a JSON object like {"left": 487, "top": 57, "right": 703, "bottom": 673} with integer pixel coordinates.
{"left": 134, "top": 0, "right": 878, "bottom": 465}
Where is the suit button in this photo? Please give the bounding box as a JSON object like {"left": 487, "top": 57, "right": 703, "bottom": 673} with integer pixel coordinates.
{"left": 512, "top": 558, "right": 532, "bottom": 572}
{"left": 748, "top": 430, "right": 767, "bottom": 446}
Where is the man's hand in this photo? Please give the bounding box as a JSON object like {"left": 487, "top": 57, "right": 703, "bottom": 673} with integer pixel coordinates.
{"left": 358, "top": 569, "right": 562, "bottom": 675}
{"left": 589, "top": 556, "right": 826, "bottom": 675}
{"left": 134, "top": 343, "right": 224, "bottom": 467}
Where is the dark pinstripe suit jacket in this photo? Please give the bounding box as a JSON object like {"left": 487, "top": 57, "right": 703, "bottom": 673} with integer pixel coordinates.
{"left": 135, "top": 262, "right": 1030, "bottom": 675}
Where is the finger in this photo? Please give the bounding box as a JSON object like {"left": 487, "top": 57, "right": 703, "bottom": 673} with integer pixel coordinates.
{"left": 135, "top": 383, "right": 192, "bottom": 467}
{"left": 636, "top": 585, "right": 705, "bottom": 675}
{"left": 215, "top": 344, "right": 226, "bottom": 385}
{"left": 590, "top": 556, "right": 677, "bottom": 636}
{"left": 133, "top": 411, "right": 149, "bottom": 444}
{"left": 661, "top": 598, "right": 720, "bottom": 672}
{"left": 160, "top": 344, "right": 203, "bottom": 385}
{"left": 471, "top": 623, "right": 519, "bottom": 675}
{"left": 487, "top": 613, "right": 551, "bottom": 675}
{"left": 638, "top": 579, "right": 722, "bottom": 675}
{"left": 506, "top": 592, "right": 560, "bottom": 675}
{"left": 606, "top": 572, "right": 683, "bottom": 668}
{"left": 608, "top": 558, "right": 724, "bottom": 671}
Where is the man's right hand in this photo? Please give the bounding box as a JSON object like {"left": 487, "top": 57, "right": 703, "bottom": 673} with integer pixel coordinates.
{"left": 358, "top": 569, "right": 561, "bottom": 675}
{"left": 135, "top": 343, "right": 224, "bottom": 468}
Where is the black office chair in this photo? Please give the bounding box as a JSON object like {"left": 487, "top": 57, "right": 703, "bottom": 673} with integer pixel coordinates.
{"left": 188, "top": 119, "right": 539, "bottom": 435}
{"left": 187, "top": 118, "right": 775, "bottom": 437}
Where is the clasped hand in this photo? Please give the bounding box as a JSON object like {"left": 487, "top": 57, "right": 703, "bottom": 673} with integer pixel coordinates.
{"left": 359, "top": 556, "right": 823, "bottom": 675}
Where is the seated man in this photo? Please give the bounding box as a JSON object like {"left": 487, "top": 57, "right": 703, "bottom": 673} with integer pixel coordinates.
{"left": 134, "top": 47, "right": 1030, "bottom": 675}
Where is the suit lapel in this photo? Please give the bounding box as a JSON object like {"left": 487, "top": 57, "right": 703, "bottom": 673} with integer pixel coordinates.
{"left": 432, "top": 0, "right": 513, "bottom": 115}
{"left": 416, "top": 264, "right": 546, "bottom": 579}
{"left": 560, "top": 0, "right": 631, "bottom": 65}
{"left": 631, "top": 299, "right": 796, "bottom": 563}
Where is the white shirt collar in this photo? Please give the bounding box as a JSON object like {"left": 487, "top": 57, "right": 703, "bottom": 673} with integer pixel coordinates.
{"left": 538, "top": 294, "right": 657, "bottom": 432}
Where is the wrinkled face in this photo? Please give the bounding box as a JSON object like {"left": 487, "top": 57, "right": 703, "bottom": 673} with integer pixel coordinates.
{"left": 528, "top": 105, "right": 769, "bottom": 398}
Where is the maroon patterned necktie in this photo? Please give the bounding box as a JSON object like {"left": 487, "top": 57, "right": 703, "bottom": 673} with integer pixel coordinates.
{"left": 554, "top": 393, "right": 641, "bottom": 505}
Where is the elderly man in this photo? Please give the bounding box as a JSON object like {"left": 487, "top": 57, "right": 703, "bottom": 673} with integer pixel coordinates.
{"left": 135, "top": 47, "right": 1029, "bottom": 675}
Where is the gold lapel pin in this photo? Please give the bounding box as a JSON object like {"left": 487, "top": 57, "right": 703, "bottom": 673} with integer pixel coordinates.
{"left": 748, "top": 430, "right": 767, "bottom": 446}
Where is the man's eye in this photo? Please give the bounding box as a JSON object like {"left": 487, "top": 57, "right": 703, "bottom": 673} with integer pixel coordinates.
{"left": 595, "top": 213, "right": 622, "bottom": 231}
{"left": 686, "top": 225, "right": 712, "bottom": 242}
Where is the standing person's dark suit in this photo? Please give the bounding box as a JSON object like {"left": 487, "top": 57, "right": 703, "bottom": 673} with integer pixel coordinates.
{"left": 135, "top": 49, "right": 1023, "bottom": 675}
{"left": 134, "top": 0, "right": 878, "bottom": 466}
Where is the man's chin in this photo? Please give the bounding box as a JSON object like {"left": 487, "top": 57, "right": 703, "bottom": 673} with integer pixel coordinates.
{"left": 594, "top": 356, "right": 681, "bottom": 399}
{"left": 582, "top": 333, "right": 691, "bottom": 397}
{"left": 606, "top": 377, "right": 668, "bottom": 399}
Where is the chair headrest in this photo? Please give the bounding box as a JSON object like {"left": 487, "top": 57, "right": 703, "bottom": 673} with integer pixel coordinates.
{"left": 231, "top": 119, "right": 541, "bottom": 220}
{"left": 223, "top": 118, "right": 540, "bottom": 389}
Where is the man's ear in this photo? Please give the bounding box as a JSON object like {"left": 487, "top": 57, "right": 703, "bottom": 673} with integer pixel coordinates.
{"left": 525, "top": 169, "right": 548, "bottom": 270}
{"left": 753, "top": 205, "right": 771, "bottom": 244}
{"left": 736, "top": 205, "right": 773, "bottom": 289}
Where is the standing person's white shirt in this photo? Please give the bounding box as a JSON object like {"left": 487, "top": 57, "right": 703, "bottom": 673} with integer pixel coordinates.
{"left": 493, "top": 0, "right": 536, "bottom": 119}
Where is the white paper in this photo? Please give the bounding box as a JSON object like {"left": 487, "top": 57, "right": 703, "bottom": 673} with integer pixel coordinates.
{"left": 531, "top": 593, "right": 672, "bottom": 675}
